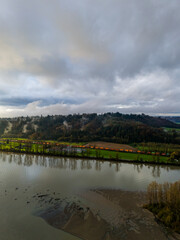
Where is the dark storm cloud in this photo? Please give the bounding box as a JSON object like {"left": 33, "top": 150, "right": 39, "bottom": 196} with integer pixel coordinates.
{"left": 0, "top": 0, "right": 179, "bottom": 116}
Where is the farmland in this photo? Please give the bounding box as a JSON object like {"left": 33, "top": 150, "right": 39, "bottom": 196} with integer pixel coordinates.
{"left": 0, "top": 138, "right": 179, "bottom": 165}
{"left": 134, "top": 142, "right": 180, "bottom": 155}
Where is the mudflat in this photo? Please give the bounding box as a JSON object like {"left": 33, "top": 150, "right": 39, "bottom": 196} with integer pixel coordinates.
{"left": 38, "top": 189, "right": 179, "bottom": 240}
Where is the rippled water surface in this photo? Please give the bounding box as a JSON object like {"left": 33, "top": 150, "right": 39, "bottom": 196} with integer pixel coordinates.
{"left": 0, "top": 152, "right": 180, "bottom": 240}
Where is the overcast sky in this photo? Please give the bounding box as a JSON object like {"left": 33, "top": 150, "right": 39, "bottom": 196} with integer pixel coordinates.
{"left": 0, "top": 0, "right": 179, "bottom": 117}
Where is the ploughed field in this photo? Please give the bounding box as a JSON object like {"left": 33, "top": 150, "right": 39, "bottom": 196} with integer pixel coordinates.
{"left": 84, "top": 142, "right": 137, "bottom": 151}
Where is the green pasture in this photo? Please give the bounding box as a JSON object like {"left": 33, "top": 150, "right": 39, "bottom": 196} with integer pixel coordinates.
{"left": 163, "top": 127, "right": 180, "bottom": 133}
{"left": 76, "top": 148, "right": 168, "bottom": 163}
{"left": 0, "top": 139, "right": 177, "bottom": 165}
{"left": 134, "top": 142, "right": 180, "bottom": 154}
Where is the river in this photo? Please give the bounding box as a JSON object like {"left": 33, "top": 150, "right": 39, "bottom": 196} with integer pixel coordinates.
{"left": 0, "top": 152, "right": 179, "bottom": 240}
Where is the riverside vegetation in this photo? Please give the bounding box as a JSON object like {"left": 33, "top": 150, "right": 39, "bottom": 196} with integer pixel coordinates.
{"left": 145, "top": 181, "right": 180, "bottom": 233}
{"left": 0, "top": 139, "right": 179, "bottom": 165}
{"left": 0, "top": 113, "right": 179, "bottom": 164}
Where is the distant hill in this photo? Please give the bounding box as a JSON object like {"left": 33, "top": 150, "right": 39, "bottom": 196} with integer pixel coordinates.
{"left": 0, "top": 113, "right": 179, "bottom": 144}
{"left": 162, "top": 116, "right": 180, "bottom": 124}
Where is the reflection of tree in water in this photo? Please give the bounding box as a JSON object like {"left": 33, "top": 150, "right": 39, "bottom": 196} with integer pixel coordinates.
{"left": 60, "top": 158, "right": 68, "bottom": 169}
{"left": 1, "top": 153, "right": 177, "bottom": 179}
{"left": 34, "top": 155, "right": 40, "bottom": 166}
{"left": 43, "top": 157, "right": 67, "bottom": 169}
{"left": 133, "top": 163, "right": 172, "bottom": 178}
{"left": 151, "top": 164, "right": 174, "bottom": 178}
{"left": 6, "top": 154, "right": 11, "bottom": 163}
{"left": 68, "top": 158, "right": 77, "bottom": 170}
{"left": 152, "top": 165, "right": 161, "bottom": 178}
{"left": 163, "top": 166, "right": 170, "bottom": 172}
{"left": 2, "top": 153, "right": 6, "bottom": 162}
{"left": 81, "top": 160, "right": 92, "bottom": 170}
{"left": 37, "top": 156, "right": 47, "bottom": 167}
{"left": 87, "top": 160, "right": 92, "bottom": 169}
{"left": 115, "top": 163, "right": 120, "bottom": 172}
{"left": 2, "top": 153, "right": 23, "bottom": 165}
{"left": 134, "top": 164, "right": 143, "bottom": 173}
{"left": 13, "top": 154, "right": 22, "bottom": 165}
{"left": 81, "top": 160, "right": 85, "bottom": 170}
{"left": 41, "top": 157, "right": 77, "bottom": 170}
{"left": 23, "top": 155, "right": 33, "bottom": 166}
{"left": 8, "top": 154, "right": 13, "bottom": 163}
{"left": 49, "top": 157, "right": 66, "bottom": 169}
{"left": 95, "top": 161, "right": 102, "bottom": 171}
{"left": 0, "top": 153, "right": 137, "bottom": 174}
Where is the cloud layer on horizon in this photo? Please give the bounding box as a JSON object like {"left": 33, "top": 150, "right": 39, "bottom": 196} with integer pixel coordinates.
{"left": 0, "top": 0, "right": 179, "bottom": 117}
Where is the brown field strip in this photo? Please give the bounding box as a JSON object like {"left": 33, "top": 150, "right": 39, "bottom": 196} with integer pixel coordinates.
{"left": 84, "top": 141, "right": 137, "bottom": 151}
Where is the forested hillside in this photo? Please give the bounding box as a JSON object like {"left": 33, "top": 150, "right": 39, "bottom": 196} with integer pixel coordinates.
{"left": 0, "top": 113, "right": 179, "bottom": 144}
{"left": 163, "top": 116, "right": 180, "bottom": 124}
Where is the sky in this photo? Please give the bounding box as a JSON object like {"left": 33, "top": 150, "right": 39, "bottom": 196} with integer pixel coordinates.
{"left": 0, "top": 0, "right": 179, "bottom": 117}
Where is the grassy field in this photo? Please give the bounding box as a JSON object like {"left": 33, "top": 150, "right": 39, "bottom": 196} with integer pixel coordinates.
{"left": 163, "top": 127, "right": 180, "bottom": 133}
{"left": 134, "top": 142, "right": 180, "bottom": 155}
{"left": 76, "top": 148, "right": 168, "bottom": 162}
{"left": 0, "top": 138, "right": 176, "bottom": 165}
{"left": 1, "top": 138, "right": 85, "bottom": 146}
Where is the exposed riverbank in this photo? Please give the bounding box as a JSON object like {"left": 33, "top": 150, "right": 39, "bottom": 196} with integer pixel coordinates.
{"left": 37, "top": 189, "right": 180, "bottom": 240}
{"left": 1, "top": 152, "right": 180, "bottom": 240}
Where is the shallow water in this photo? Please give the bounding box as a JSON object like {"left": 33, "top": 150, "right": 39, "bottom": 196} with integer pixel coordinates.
{"left": 0, "top": 152, "right": 180, "bottom": 240}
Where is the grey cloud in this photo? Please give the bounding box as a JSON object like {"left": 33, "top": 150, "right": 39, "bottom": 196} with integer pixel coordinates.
{"left": 0, "top": 97, "right": 37, "bottom": 106}
{"left": 1, "top": 0, "right": 180, "bottom": 79}
{"left": 1, "top": 95, "right": 179, "bottom": 118}
{"left": 0, "top": 0, "right": 179, "bottom": 116}
{"left": 0, "top": 97, "right": 71, "bottom": 107}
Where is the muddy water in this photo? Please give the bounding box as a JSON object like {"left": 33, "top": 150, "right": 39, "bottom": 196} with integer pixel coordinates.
{"left": 0, "top": 152, "right": 180, "bottom": 240}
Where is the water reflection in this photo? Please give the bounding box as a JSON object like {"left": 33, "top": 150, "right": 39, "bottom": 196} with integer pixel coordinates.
{"left": 152, "top": 165, "right": 161, "bottom": 178}
{"left": 134, "top": 164, "right": 143, "bottom": 173}
{"left": 0, "top": 152, "right": 180, "bottom": 180}
{"left": 95, "top": 161, "right": 102, "bottom": 171}
{"left": 2, "top": 152, "right": 180, "bottom": 240}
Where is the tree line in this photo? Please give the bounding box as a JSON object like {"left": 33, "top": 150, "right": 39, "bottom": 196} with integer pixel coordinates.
{"left": 146, "top": 181, "right": 180, "bottom": 232}
{"left": 0, "top": 113, "right": 179, "bottom": 144}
